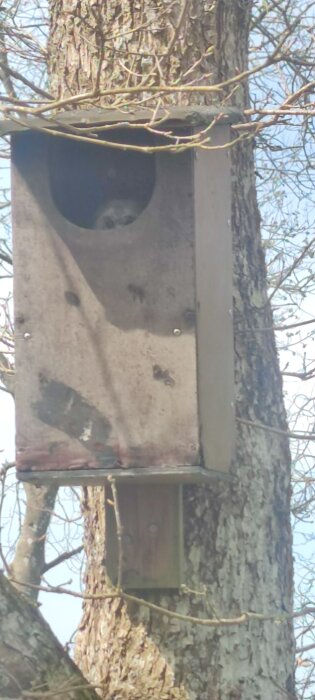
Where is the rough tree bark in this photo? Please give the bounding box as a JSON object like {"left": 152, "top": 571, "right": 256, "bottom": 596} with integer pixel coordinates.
{"left": 0, "top": 573, "right": 100, "bottom": 700}
{"left": 47, "top": 2, "right": 295, "bottom": 699}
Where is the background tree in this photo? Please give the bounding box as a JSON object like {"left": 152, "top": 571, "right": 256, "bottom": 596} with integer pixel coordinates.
{"left": 46, "top": 2, "right": 295, "bottom": 699}
{"left": 0, "top": 0, "right": 315, "bottom": 699}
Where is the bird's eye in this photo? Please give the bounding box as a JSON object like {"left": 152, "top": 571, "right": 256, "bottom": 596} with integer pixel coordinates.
{"left": 123, "top": 215, "right": 134, "bottom": 225}
{"left": 104, "top": 218, "right": 115, "bottom": 229}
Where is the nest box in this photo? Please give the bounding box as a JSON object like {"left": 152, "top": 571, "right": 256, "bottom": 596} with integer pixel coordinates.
{"left": 5, "top": 108, "right": 235, "bottom": 486}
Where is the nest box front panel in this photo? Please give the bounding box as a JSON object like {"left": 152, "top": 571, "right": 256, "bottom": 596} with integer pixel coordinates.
{"left": 12, "top": 131, "right": 201, "bottom": 476}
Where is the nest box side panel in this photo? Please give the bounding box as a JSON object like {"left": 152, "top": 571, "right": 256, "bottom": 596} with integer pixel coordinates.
{"left": 194, "top": 126, "right": 235, "bottom": 473}
{"left": 12, "top": 132, "right": 200, "bottom": 477}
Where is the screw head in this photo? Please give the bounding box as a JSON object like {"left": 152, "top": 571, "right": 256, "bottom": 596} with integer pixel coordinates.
{"left": 173, "top": 328, "right": 182, "bottom": 337}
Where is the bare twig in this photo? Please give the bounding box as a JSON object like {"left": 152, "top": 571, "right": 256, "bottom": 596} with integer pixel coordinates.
{"left": 42, "top": 545, "right": 83, "bottom": 574}
{"left": 0, "top": 62, "right": 53, "bottom": 99}
{"left": 0, "top": 251, "right": 12, "bottom": 265}
{"left": 9, "top": 575, "right": 313, "bottom": 629}
{"left": 108, "top": 478, "right": 123, "bottom": 590}
{"left": 236, "top": 417, "right": 315, "bottom": 442}
{"left": 268, "top": 236, "right": 315, "bottom": 303}
{"left": 0, "top": 29, "right": 16, "bottom": 99}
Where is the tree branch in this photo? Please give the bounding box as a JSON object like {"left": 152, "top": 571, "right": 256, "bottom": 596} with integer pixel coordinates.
{"left": 11, "top": 484, "right": 58, "bottom": 602}
{"left": 0, "top": 62, "right": 53, "bottom": 100}
{"left": 0, "top": 573, "right": 100, "bottom": 700}
{"left": 0, "top": 29, "right": 16, "bottom": 99}
{"left": 43, "top": 545, "right": 83, "bottom": 574}
{"left": 268, "top": 236, "right": 315, "bottom": 303}
{"left": 236, "top": 417, "right": 315, "bottom": 442}
{"left": 0, "top": 351, "right": 15, "bottom": 396}
{"left": 9, "top": 575, "right": 315, "bottom": 629}
{"left": 0, "top": 250, "right": 12, "bottom": 265}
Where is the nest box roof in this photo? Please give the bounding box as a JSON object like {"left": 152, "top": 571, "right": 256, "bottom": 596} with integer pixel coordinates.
{"left": 0, "top": 106, "right": 242, "bottom": 138}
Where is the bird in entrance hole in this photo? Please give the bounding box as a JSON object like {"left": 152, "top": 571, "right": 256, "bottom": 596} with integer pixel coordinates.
{"left": 93, "top": 197, "right": 143, "bottom": 229}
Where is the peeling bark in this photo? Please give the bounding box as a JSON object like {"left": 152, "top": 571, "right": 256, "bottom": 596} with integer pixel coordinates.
{"left": 0, "top": 573, "right": 99, "bottom": 700}
{"left": 47, "top": 1, "right": 295, "bottom": 699}
{"left": 48, "top": 0, "right": 219, "bottom": 106}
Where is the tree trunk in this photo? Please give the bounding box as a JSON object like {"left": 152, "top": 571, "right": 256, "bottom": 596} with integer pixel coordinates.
{"left": 0, "top": 573, "right": 99, "bottom": 700}
{"left": 11, "top": 483, "right": 58, "bottom": 602}
{"left": 48, "top": 2, "right": 295, "bottom": 699}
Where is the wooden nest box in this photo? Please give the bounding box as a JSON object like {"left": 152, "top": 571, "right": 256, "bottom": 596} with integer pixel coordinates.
{"left": 5, "top": 107, "right": 236, "bottom": 486}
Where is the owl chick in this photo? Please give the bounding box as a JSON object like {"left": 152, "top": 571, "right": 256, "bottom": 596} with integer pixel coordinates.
{"left": 93, "top": 197, "right": 142, "bottom": 229}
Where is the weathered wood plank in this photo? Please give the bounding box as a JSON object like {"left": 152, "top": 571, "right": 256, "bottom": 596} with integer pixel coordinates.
{"left": 106, "top": 484, "right": 183, "bottom": 589}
